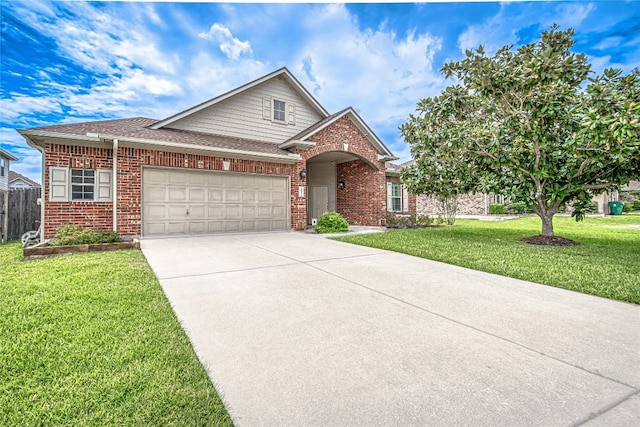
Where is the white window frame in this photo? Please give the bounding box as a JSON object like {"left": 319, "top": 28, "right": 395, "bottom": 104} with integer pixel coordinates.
{"left": 387, "top": 182, "right": 409, "bottom": 213}
{"left": 71, "top": 168, "right": 95, "bottom": 201}
{"left": 273, "top": 99, "right": 286, "bottom": 122}
{"left": 0, "top": 158, "right": 5, "bottom": 177}
{"left": 262, "top": 96, "right": 296, "bottom": 125}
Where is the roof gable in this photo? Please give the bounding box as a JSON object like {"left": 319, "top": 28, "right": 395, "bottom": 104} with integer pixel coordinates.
{"left": 151, "top": 67, "right": 328, "bottom": 130}
{"left": 286, "top": 107, "right": 395, "bottom": 158}
{"left": 9, "top": 170, "right": 40, "bottom": 187}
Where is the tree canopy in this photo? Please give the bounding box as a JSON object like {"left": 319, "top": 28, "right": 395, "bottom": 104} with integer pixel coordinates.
{"left": 401, "top": 25, "right": 640, "bottom": 237}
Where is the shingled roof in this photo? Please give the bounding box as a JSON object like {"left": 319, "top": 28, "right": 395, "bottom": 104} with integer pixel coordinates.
{"left": 9, "top": 170, "right": 40, "bottom": 188}
{"left": 21, "top": 117, "right": 290, "bottom": 156}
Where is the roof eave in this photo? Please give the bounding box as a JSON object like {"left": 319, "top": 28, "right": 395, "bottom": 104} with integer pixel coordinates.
{"left": 18, "top": 130, "right": 301, "bottom": 164}
{"left": 278, "top": 140, "right": 316, "bottom": 151}
{"left": 0, "top": 147, "right": 19, "bottom": 161}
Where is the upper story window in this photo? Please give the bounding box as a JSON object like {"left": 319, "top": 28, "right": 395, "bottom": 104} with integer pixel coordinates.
{"left": 273, "top": 100, "right": 286, "bottom": 122}
{"left": 0, "top": 158, "right": 5, "bottom": 177}
{"left": 263, "top": 96, "right": 295, "bottom": 125}
{"left": 71, "top": 169, "right": 95, "bottom": 200}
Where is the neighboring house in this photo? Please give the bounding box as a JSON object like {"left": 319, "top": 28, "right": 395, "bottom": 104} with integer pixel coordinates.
{"left": 18, "top": 68, "right": 397, "bottom": 239}
{"left": 0, "top": 148, "right": 19, "bottom": 192}
{"left": 390, "top": 159, "right": 638, "bottom": 216}
{"left": 9, "top": 170, "right": 41, "bottom": 189}
{"left": 386, "top": 160, "right": 494, "bottom": 216}
{"left": 1, "top": 148, "right": 19, "bottom": 243}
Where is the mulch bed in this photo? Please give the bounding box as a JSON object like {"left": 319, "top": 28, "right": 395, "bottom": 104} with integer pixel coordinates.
{"left": 520, "top": 235, "right": 579, "bottom": 246}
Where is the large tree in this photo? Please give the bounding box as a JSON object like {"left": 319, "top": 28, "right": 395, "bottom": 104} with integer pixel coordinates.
{"left": 401, "top": 26, "right": 640, "bottom": 237}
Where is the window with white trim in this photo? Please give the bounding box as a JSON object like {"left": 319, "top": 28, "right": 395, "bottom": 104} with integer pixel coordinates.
{"left": 273, "top": 99, "right": 286, "bottom": 122}
{"left": 71, "top": 169, "right": 95, "bottom": 200}
{"left": 0, "top": 159, "right": 5, "bottom": 177}
{"left": 387, "top": 182, "right": 409, "bottom": 213}
{"left": 49, "top": 167, "right": 112, "bottom": 202}
{"left": 262, "top": 96, "right": 296, "bottom": 125}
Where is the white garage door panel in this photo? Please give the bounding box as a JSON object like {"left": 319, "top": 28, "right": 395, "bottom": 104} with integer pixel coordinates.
{"left": 143, "top": 168, "right": 289, "bottom": 236}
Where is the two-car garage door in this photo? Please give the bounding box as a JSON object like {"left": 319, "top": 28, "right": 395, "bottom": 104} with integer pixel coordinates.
{"left": 143, "top": 168, "right": 289, "bottom": 237}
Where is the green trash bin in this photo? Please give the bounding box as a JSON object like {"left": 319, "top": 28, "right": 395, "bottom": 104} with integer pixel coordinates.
{"left": 608, "top": 201, "right": 624, "bottom": 216}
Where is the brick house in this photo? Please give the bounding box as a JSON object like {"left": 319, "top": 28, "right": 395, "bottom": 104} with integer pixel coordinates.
{"left": 389, "top": 159, "right": 639, "bottom": 216}
{"left": 18, "top": 68, "right": 398, "bottom": 239}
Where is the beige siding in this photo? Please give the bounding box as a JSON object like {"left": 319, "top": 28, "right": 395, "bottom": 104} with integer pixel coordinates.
{"left": 166, "top": 76, "right": 324, "bottom": 143}
{"left": 0, "top": 159, "right": 9, "bottom": 191}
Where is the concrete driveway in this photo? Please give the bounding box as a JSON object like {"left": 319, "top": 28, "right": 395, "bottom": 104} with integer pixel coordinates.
{"left": 140, "top": 231, "right": 640, "bottom": 426}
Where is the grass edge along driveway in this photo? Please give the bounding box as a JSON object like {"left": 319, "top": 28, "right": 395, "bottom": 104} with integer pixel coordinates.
{"left": 335, "top": 215, "right": 640, "bottom": 305}
{"left": 0, "top": 243, "right": 233, "bottom": 426}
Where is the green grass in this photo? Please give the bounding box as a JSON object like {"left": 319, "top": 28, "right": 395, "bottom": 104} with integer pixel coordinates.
{"left": 336, "top": 215, "right": 640, "bottom": 304}
{"left": 0, "top": 243, "right": 233, "bottom": 426}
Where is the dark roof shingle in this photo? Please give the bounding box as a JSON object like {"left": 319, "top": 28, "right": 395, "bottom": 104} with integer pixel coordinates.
{"left": 23, "top": 117, "right": 290, "bottom": 156}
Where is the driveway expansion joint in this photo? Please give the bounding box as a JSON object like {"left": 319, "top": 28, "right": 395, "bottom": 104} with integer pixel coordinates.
{"left": 572, "top": 388, "right": 640, "bottom": 426}
{"left": 303, "top": 254, "right": 638, "bottom": 391}
{"left": 157, "top": 261, "right": 299, "bottom": 281}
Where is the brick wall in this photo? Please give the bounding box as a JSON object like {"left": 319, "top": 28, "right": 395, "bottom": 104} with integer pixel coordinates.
{"left": 44, "top": 143, "right": 292, "bottom": 238}
{"left": 417, "top": 192, "right": 491, "bottom": 216}
{"left": 44, "top": 145, "right": 115, "bottom": 237}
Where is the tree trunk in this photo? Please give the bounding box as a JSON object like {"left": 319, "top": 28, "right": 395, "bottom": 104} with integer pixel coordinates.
{"left": 540, "top": 212, "right": 555, "bottom": 236}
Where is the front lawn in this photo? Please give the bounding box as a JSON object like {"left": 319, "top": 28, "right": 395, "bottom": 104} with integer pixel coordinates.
{"left": 0, "top": 243, "right": 233, "bottom": 426}
{"left": 336, "top": 215, "right": 640, "bottom": 304}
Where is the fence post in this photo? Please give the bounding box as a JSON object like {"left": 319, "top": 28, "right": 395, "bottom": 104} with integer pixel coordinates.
{"left": 1, "top": 190, "right": 7, "bottom": 243}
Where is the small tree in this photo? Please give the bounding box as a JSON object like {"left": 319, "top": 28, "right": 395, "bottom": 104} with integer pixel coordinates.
{"left": 438, "top": 195, "right": 458, "bottom": 226}
{"left": 401, "top": 25, "right": 640, "bottom": 237}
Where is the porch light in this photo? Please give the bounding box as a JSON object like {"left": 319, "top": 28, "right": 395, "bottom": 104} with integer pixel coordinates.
{"left": 299, "top": 168, "right": 307, "bottom": 180}
{"left": 339, "top": 180, "right": 345, "bottom": 189}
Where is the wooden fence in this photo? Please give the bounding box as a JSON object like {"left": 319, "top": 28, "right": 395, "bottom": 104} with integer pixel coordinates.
{"left": 1, "top": 188, "right": 41, "bottom": 243}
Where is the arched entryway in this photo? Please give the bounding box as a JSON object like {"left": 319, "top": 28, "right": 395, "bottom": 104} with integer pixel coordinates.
{"left": 305, "top": 151, "right": 379, "bottom": 226}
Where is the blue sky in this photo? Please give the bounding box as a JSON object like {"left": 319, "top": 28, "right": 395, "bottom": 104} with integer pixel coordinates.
{"left": 2, "top": 1, "right": 639, "bottom": 183}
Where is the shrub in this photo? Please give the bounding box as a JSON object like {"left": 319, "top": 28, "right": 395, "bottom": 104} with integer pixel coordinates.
{"left": 489, "top": 204, "right": 505, "bottom": 215}
{"left": 505, "top": 202, "right": 528, "bottom": 214}
{"left": 386, "top": 213, "right": 413, "bottom": 229}
{"left": 622, "top": 201, "right": 632, "bottom": 213}
{"left": 633, "top": 199, "right": 640, "bottom": 211}
{"left": 51, "top": 224, "right": 123, "bottom": 246}
{"left": 315, "top": 212, "right": 349, "bottom": 234}
{"left": 386, "top": 213, "right": 441, "bottom": 229}
{"left": 415, "top": 214, "right": 434, "bottom": 227}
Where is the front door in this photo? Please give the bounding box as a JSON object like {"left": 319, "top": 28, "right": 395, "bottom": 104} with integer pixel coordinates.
{"left": 311, "top": 186, "right": 329, "bottom": 221}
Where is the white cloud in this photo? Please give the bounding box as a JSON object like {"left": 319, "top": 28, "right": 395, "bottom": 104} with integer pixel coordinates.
{"left": 541, "top": 2, "right": 595, "bottom": 29}
{"left": 199, "top": 23, "right": 252, "bottom": 60}
{"left": 288, "top": 4, "right": 444, "bottom": 160}
{"left": 0, "top": 128, "right": 42, "bottom": 184}
{"left": 458, "top": 2, "right": 596, "bottom": 55}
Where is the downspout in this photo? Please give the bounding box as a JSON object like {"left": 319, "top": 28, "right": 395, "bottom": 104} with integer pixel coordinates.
{"left": 26, "top": 138, "right": 46, "bottom": 242}
{"left": 112, "top": 139, "right": 118, "bottom": 232}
